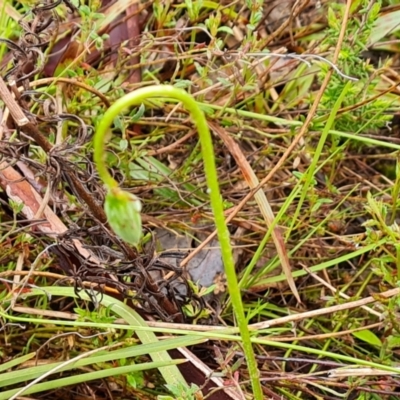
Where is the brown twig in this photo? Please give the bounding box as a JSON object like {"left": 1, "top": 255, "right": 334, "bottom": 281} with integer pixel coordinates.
{"left": 0, "top": 77, "right": 29, "bottom": 126}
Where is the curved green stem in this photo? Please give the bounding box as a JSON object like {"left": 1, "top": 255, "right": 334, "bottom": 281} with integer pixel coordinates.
{"left": 94, "top": 85, "right": 262, "bottom": 399}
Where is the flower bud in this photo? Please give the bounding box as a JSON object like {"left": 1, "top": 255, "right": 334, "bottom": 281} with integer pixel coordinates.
{"left": 104, "top": 188, "right": 142, "bottom": 245}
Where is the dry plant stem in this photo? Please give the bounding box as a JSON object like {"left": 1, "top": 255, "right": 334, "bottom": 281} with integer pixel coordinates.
{"left": 0, "top": 77, "right": 29, "bottom": 126}
{"left": 93, "top": 85, "right": 263, "bottom": 400}
{"left": 6, "top": 270, "right": 400, "bottom": 337}
{"left": 263, "top": 322, "right": 384, "bottom": 342}
{"left": 28, "top": 77, "right": 110, "bottom": 107}
{"left": 182, "top": 0, "right": 352, "bottom": 268}
{"left": 210, "top": 121, "right": 300, "bottom": 303}
{"left": 251, "top": 287, "right": 400, "bottom": 330}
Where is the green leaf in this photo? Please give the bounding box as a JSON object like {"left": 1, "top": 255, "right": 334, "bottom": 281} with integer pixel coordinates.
{"left": 113, "top": 116, "right": 125, "bottom": 134}
{"left": 0, "top": 353, "right": 35, "bottom": 373}
{"left": 217, "top": 26, "right": 233, "bottom": 35}
{"left": 368, "top": 10, "right": 400, "bottom": 46}
{"left": 386, "top": 335, "right": 400, "bottom": 350}
{"left": 327, "top": 7, "right": 339, "bottom": 30}
{"left": 131, "top": 103, "right": 145, "bottom": 122}
{"left": 0, "top": 360, "right": 183, "bottom": 400}
{"left": 352, "top": 329, "right": 382, "bottom": 347}
{"left": 173, "top": 80, "right": 193, "bottom": 89}
{"left": 94, "top": 77, "right": 113, "bottom": 93}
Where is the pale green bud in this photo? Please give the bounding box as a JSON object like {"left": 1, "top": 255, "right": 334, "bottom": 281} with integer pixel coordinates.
{"left": 104, "top": 188, "right": 142, "bottom": 245}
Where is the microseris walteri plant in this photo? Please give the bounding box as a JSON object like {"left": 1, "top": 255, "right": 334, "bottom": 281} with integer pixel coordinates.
{"left": 93, "top": 85, "right": 263, "bottom": 400}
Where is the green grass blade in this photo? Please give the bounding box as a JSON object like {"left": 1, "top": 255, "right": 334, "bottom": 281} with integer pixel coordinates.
{"left": 0, "top": 353, "right": 35, "bottom": 373}
{"left": 0, "top": 335, "right": 204, "bottom": 388}
{"left": 0, "top": 360, "right": 182, "bottom": 400}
